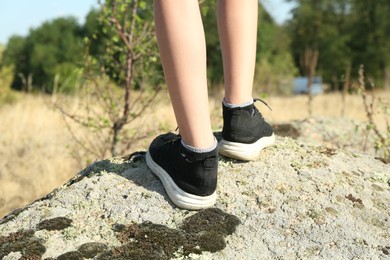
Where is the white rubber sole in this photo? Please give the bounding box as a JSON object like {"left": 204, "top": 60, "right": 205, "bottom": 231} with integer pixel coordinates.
{"left": 218, "top": 133, "right": 275, "bottom": 161}
{"left": 145, "top": 151, "right": 217, "bottom": 210}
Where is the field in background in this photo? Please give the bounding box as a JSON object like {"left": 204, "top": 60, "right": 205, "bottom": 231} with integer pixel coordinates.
{"left": 0, "top": 90, "right": 389, "bottom": 217}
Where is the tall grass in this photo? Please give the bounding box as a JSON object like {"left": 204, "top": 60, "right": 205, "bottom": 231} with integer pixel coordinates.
{"left": 0, "top": 95, "right": 79, "bottom": 216}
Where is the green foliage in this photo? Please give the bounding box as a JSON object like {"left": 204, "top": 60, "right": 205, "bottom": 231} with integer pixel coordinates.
{"left": 0, "top": 45, "right": 18, "bottom": 105}
{"left": 2, "top": 0, "right": 389, "bottom": 95}
{"left": 55, "top": 0, "right": 163, "bottom": 157}
{"left": 200, "top": 0, "right": 223, "bottom": 85}
{"left": 2, "top": 2, "right": 164, "bottom": 94}
{"left": 0, "top": 1, "right": 296, "bottom": 95}
{"left": 1, "top": 36, "right": 27, "bottom": 91}
{"left": 84, "top": 0, "right": 163, "bottom": 89}
{"left": 348, "top": 0, "right": 390, "bottom": 87}
{"left": 255, "top": 51, "right": 297, "bottom": 95}
{"left": 287, "top": 0, "right": 390, "bottom": 89}
{"left": 288, "top": 0, "right": 351, "bottom": 89}
{"left": 255, "top": 12, "right": 297, "bottom": 94}
{"left": 1, "top": 36, "right": 26, "bottom": 68}
{"left": 53, "top": 63, "right": 83, "bottom": 93}
{"left": 3, "top": 18, "right": 84, "bottom": 93}
{"left": 200, "top": 1, "right": 297, "bottom": 92}
{"left": 83, "top": 9, "right": 107, "bottom": 58}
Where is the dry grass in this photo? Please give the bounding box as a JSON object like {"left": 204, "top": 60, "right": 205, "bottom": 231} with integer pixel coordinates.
{"left": 0, "top": 89, "right": 389, "bottom": 217}
{"left": 209, "top": 90, "right": 390, "bottom": 132}
{"left": 0, "top": 94, "right": 79, "bottom": 217}
{"left": 262, "top": 91, "right": 389, "bottom": 131}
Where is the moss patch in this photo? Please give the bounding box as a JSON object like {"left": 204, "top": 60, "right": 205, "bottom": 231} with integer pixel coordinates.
{"left": 345, "top": 194, "right": 363, "bottom": 205}
{"left": 37, "top": 217, "right": 73, "bottom": 231}
{"left": 0, "top": 229, "right": 46, "bottom": 259}
{"left": 181, "top": 207, "right": 240, "bottom": 236}
{"left": 0, "top": 217, "right": 72, "bottom": 259}
{"left": 98, "top": 208, "right": 240, "bottom": 259}
{"left": 0, "top": 208, "right": 25, "bottom": 225}
{"left": 57, "top": 250, "right": 83, "bottom": 260}
{"left": 273, "top": 123, "right": 301, "bottom": 139}
{"left": 382, "top": 246, "right": 390, "bottom": 255}
{"left": 78, "top": 242, "right": 108, "bottom": 258}
{"left": 7, "top": 208, "right": 240, "bottom": 259}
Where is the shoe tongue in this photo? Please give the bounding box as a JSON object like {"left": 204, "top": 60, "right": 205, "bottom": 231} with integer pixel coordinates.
{"left": 251, "top": 108, "right": 256, "bottom": 116}
{"left": 242, "top": 103, "right": 261, "bottom": 117}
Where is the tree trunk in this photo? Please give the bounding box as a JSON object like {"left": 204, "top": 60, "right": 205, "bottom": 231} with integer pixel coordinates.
{"left": 341, "top": 63, "right": 351, "bottom": 117}
{"left": 301, "top": 48, "right": 319, "bottom": 117}
{"left": 384, "top": 67, "right": 390, "bottom": 89}
{"left": 111, "top": 51, "right": 134, "bottom": 156}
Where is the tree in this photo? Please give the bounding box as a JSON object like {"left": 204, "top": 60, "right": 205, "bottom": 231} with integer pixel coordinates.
{"left": 200, "top": 0, "right": 223, "bottom": 85}
{"left": 1, "top": 36, "right": 28, "bottom": 90}
{"left": 348, "top": 0, "right": 390, "bottom": 88}
{"left": 26, "top": 17, "right": 84, "bottom": 92}
{"left": 288, "top": 0, "right": 390, "bottom": 89}
{"left": 301, "top": 48, "right": 319, "bottom": 116}
{"left": 254, "top": 7, "right": 297, "bottom": 94}
{"left": 1, "top": 36, "right": 26, "bottom": 68}
{"left": 287, "top": 0, "right": 351, "bottom": 90}
{"left": 200, "top": 1, "right": 297, "bottom": 92}
{"left": 3, "top": 18, "right": 84, "bottom": 92}
{"left": 0, "top": 44, "right": 18, "bottom": 104}
{"left": 83, "top": 9, "right": 108, "bottom": 59}
{"left": 55, "top": 0, "right": 163, "bottom": 158}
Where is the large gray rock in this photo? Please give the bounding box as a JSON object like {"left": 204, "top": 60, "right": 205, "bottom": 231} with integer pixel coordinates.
{"left": 0, "top": 136, "right": 389, "bottom": 259}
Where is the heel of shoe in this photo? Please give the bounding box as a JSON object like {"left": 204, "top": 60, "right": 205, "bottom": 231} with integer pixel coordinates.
{"left": 146, "top": 151, "right": 217, "bottom": 210}
{"left": 218, "top": 134, "right": 275, "bottom": 161}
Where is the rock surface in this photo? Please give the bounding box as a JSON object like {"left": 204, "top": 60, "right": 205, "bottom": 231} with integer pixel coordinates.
{"left": 0, "top": 135, "right": 389, "bottom": 259}
{"left": 274, "top": 116, "right": 380, "bottom": 156}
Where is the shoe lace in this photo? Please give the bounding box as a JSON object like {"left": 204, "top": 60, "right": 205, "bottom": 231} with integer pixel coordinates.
{"left": 170, "top": 127, "right": 181, "bottom": 144}
{"left": 254, "top": 98, "right": 272, "bottom": 111}
{"left": 252, "top": 98, "right": 272, "bottom": 117}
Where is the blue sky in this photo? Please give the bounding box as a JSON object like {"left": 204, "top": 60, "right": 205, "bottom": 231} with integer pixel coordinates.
{"left": 0, "top": 0, "right": 295, "bottom": 45}
{"left": 261, "top": 0, "right": 296, "bottom": 24}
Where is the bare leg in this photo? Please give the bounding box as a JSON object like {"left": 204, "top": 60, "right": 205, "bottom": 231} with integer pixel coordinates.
{"left": 218, "top": 0, "right": 258, "bottom": 104}
{"left": 154, "top": 0, "right": 214, "bottom": 149}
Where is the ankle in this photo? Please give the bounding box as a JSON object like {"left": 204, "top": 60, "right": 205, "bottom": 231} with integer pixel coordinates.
{"left": 223, "top": 97, "right": 253, "bottom": 108}
{"left": 181, "top": 136, "right": 217, "bottom": 153}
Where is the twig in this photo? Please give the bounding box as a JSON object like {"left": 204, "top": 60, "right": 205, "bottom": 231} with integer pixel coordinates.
{"left": 358, "top": 65, "right": 385, "bottom": 144}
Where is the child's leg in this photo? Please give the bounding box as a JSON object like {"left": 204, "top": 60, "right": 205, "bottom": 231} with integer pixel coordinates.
{"left": 217, "top": 0, "right": 258, "bottom": 104}
{"left": 148, "top": 1, "right": 218, "bottom": 210}
{"left": 217, "top": 0, "right": 275, "bottom": 161}
{"left": 154, "top": 0, "right": 214, "bottom": 149}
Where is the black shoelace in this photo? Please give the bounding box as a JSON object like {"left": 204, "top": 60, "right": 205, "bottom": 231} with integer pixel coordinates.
{"left": 254, "top": 98, "right": 272, "bottom": 111}
{"left": 252, "top": 98, "right": 272, "bottom": 117}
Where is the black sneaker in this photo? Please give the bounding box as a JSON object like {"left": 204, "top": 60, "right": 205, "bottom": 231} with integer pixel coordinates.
{"left": 146, "top": 133, "right": 218, "bottom": 210}
{"left": 219, "top": 98, "right": 275, "bottom": 161}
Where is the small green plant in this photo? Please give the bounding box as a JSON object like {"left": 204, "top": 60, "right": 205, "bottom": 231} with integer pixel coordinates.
{"left": 357, "top": 65, "right": 390, "bottom": 163}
